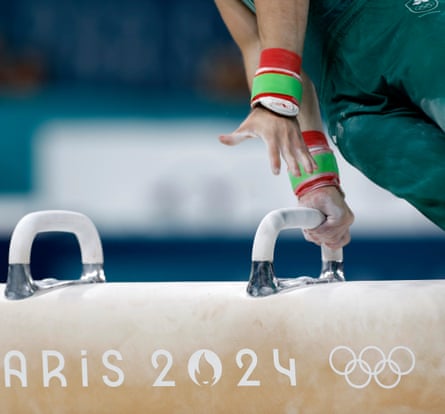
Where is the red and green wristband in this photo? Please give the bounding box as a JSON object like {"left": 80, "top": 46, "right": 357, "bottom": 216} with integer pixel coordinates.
{"left": 251, "top": 48, "right": 303, "bottom": 117}
{"left": 288, "top": 131, "right": 342, "bottom": 198}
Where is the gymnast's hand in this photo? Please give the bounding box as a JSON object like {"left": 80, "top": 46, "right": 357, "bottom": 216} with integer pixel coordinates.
{"left": 219, "top": 106, "right": 317, "bottom": 177}
{"left": 298, "top": 186, "right": 354, "bottom": 249}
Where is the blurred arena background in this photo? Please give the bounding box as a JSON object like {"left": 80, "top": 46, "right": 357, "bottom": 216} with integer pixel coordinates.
{"left": 0, "top": 0, "right": 444, "bottom": 283}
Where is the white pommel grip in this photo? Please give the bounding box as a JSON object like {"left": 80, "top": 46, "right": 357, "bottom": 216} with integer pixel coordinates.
{"left": 8, "top": 210, "right": 103, "bottom": 265}
{"left": 251, "top": 207, "right": 342, "bottom": 263}
{"left": 5, "top": 210, "right": 105, "bottom": 300}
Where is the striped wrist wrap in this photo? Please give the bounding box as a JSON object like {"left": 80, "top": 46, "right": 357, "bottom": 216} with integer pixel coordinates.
{"left": 251, "top": 48, "right": 302, "bottom": 117}
{"left": 289, "top": 131, "right": 341, "bottom": 198}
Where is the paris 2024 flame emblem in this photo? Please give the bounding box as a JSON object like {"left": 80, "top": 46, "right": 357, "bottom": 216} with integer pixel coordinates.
{"left": 188, "top": 350, "right": 223, "bottom": 386}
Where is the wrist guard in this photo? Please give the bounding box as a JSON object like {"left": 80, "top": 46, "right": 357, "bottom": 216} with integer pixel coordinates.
{"left": 251, "top": 48, "right": 303, "bottom": 117}
{"left": 289, "top": 130, "right": 342, "bottom": 198}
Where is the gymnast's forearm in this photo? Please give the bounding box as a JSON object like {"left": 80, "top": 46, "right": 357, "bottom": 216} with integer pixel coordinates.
{"left": 254, "top": 0, "right": 309, "bottom": 54}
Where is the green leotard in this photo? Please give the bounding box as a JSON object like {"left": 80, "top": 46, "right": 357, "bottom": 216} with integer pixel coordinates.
{"left": 240, "top": 0, "right": 445, "bottom": 231}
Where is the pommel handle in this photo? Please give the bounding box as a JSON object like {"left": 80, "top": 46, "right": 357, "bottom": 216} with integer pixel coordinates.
{"left": 248, "top": 207, "right": 344, "bottom": 297}
{"left": 5, "top": 210, "right": 105, "bottom": 300}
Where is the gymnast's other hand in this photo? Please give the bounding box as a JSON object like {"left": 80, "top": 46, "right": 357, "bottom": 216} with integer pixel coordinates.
{"left": 219, "top": 106, "right": 317, "bottom": 177}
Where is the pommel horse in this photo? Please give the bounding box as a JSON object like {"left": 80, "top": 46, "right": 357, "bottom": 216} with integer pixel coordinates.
{"left": 0, "top": 209, "right": 443, "bottom": 413}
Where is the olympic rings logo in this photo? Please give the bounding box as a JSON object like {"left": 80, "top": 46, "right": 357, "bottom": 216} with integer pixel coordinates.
{"left": 329, "top": 346, "right": 416, "bottom": 389}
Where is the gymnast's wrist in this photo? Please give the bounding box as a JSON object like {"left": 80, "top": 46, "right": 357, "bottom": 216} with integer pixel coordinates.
{"left": 297, "top": 182, "right": 345, "bottom": 200}
{"left": 251, "top": 48, "right": 303, "bottom": 117}
{"left": 288, "top": 130, "right": 343, "bottom": 199}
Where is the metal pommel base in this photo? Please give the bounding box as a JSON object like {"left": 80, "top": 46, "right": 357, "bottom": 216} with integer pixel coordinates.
{"left": 247, "top": 259, "right": 345, "bottom": 297}
{"left": 5, "top": 263, "right": 105, "bottom": 300}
